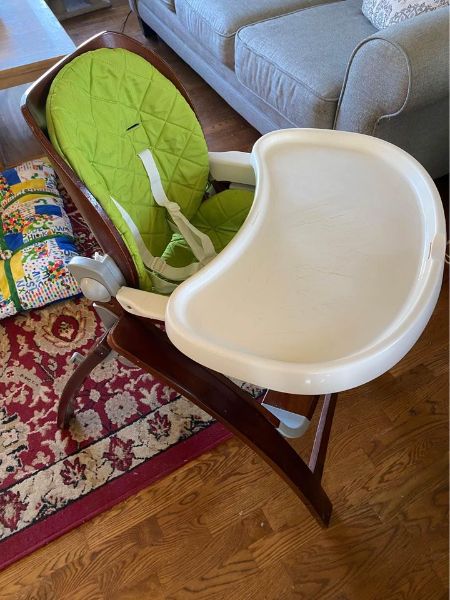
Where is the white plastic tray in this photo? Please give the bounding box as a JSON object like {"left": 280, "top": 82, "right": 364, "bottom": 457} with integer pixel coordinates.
{"left": 166, "top": 129, "right": 446, "bottom": 394}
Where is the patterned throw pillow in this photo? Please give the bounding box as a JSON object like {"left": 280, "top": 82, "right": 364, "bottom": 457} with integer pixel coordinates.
{"left": 362, "top": 0, "right": 448, "bottom": 29}
{"left": 0, "top": 159, "right": 80, "bottom": 319}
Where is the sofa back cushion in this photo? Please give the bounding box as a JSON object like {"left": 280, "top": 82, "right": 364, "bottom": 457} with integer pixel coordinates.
{"left": 362, "top": 0, "right": 448, "bottom": 28}
{"left": 175, "top": 0, "right": 327, "bottom": 67}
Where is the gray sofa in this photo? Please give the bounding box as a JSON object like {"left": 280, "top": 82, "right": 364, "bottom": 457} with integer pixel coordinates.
{"left": 130, "top": 0, "right": 449, "bottom": 178}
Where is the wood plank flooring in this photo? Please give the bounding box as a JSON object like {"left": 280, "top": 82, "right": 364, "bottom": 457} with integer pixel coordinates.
{"left": 0, "top": 2, "right": 448, "bottom": 598}
{"left": 0, "top": 84, "right": 44, "bottom": 169}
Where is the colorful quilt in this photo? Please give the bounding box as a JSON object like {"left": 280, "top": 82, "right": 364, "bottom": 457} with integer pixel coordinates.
{"left": 0, "top": 159, "right": 80, "bottom": 319}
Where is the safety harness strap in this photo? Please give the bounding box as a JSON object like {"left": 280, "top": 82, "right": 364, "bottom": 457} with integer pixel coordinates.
{"left": 138, "top": 149, "right": 216, "bottom": 265}
{"left": 111, "top": 196, "right": 201, "bottom": 292}
{"left": 110, "top": 148, "right": 217, "bottom": 294}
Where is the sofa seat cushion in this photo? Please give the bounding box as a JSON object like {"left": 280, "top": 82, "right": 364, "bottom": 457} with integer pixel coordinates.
{"left": 235, "top": 0, "right": 376, "bottom": 128}
{"left": 175, "top": 0, "right": 327, "bottom": 68}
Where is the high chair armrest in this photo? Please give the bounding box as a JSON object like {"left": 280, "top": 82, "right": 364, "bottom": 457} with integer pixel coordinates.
{"left": 208, "top": 151, "right": 256, "bottom": 186}
{"left": 116, "top": 287, "right": 168, "bottom": 321}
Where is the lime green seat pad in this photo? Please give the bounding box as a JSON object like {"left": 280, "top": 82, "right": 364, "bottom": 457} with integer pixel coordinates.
{"left": 47, "top": 48, "right": 210, "bottom": 290}
{"left": 46, "top": 47, "right": 253, "bottom": 291}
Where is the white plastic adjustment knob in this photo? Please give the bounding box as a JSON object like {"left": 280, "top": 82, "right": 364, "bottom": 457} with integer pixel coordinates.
{"left": 80, "top": 277, "right": 111, "bottom": 302}
{"left": 69, "top": 352, "right": 84, "bottom": 365}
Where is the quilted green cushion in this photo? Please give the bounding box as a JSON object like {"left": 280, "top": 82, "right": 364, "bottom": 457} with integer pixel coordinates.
{"left": 46, "top": 48, "right": 209, "bottom": 291}
{"left": 162, "top": 188, "right": 254, "bottom": 267}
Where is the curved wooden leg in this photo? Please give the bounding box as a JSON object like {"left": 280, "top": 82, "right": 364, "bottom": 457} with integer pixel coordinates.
{"left": 108, "top": 315, "right": 335, "bottom": 526}
{"left": 58, "top": 332, "right": 112, "bottom": 429}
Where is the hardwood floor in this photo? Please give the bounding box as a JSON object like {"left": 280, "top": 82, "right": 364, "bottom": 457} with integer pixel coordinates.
{"left": 0, "top": 2, "right": 448, "bottom": 598}
{"left": 0, "top": 84, "right": 44, "bottom": 169}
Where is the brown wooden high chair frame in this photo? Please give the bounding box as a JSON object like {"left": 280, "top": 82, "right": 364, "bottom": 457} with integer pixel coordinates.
{"left": 21, "top": 31, "right": 338, "bottom": 527}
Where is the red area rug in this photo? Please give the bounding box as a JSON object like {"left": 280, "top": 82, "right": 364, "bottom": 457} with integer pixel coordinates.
{"left": 0, "top": 180, "right": 235, "bottom": 571}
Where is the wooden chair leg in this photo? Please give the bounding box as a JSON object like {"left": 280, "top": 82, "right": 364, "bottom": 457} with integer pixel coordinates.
{"left": 309, "top": 393, "right": 338, "bottom": 480}
{"left": 108, "top": 314, "right": 336, "bottom": 526}
{"left": 58, "top": 332, "right": 112, "bottom": 429}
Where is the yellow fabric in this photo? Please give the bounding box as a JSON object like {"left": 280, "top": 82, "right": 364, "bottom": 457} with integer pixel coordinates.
{"left": 10, "top": 252, "right": 24, "bottom": 280}
{"left": 11, "top": 179, "right": 46, "bottom": 195}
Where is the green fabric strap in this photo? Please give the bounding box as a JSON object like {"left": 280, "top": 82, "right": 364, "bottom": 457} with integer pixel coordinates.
{"left": 4, "top": 260, "right": 22, "bottom": 312}
{"left": 110, "top": 195, "right": 201, "bottom": 284}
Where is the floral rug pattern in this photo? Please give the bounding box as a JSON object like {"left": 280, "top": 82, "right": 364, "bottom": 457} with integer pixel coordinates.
{"left": 0, "top": 296, "right": 217, "bottom": 541}
{"left": 0, "top": 179, "right": 240, "bottom": 568}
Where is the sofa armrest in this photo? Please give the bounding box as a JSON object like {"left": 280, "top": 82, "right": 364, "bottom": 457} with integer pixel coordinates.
{"left": 334, "top": 7, "right": 449, "bottom": 135}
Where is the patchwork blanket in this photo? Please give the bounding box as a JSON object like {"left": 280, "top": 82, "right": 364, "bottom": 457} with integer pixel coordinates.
{"left": 0, "top": 159, "right": 80, "bottom": 319}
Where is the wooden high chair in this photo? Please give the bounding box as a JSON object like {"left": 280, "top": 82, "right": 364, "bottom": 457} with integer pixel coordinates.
{"left": 21, "top": 32, "right": 446, "bottom": 527}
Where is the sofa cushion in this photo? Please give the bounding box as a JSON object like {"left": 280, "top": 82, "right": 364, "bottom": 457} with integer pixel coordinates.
{"left": 175, "top": 0, "right": 327, "bottom": 68}
{"left": 235, "top": 0, "right": 376, "bottom": 128}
